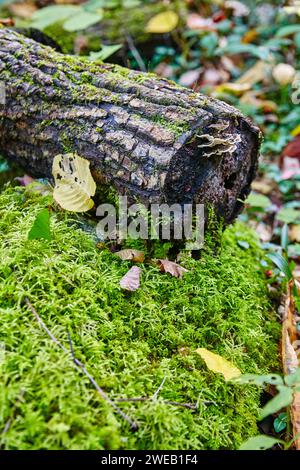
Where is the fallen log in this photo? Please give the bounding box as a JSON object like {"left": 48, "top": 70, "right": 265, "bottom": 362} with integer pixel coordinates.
{"left": 0, "top": 28, "right": 261, "bottom": 223}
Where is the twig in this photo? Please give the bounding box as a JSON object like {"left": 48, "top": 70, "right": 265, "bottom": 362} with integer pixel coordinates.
{"left": 116, "top": 394, "right": 216, "bottom": 409}
{"left": 1, "top": 388, "right": 25, "bottom": 437}
{"left": 126, "top": 34, "right": 147, "bottom": 72}
{"left": 25, "top": 298, "right": 139, "bottom": 431}
{"left": 152, "top": 376, "right": 167, "bottom": 400}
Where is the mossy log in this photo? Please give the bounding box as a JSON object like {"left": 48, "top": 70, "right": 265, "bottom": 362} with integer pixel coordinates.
{"left": 0, "top": 29, "right": 260, "bottom": 223}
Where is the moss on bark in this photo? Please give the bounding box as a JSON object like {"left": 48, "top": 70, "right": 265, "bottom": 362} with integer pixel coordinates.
{"left": 0, "top": 185, "right": 279, "bottom": 450}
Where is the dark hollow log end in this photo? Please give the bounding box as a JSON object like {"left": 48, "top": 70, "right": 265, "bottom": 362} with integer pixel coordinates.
{"left": 164, "top": 116, "right": 261, "bottom": 224}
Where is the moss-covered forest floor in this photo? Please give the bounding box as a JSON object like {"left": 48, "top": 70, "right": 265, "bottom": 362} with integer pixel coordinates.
{"left": 0, "top": 186, "right": 279, "bottom": 449}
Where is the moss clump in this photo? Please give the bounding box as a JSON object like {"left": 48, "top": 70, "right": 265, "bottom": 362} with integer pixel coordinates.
{"left": 44, "top": 22, "right": 76, "bottom": 54}
{"left": 0, "top": 186, "right": 279, "bottom": 450}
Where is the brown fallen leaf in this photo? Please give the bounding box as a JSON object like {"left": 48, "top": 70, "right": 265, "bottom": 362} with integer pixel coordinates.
{"left": 282, "top": 281, "right": 300, "bottom": 449}
{"left": 8, "top": 2, "right": 37, "bottom": 19}
{"left": 120, "top": 266, "right": 141, "bottom": 291}
{"left": 186, "top": 13, "right": 216, "bottom": 31}
{"left": 236, "top": 60, "right": 271, "bottom": 86}
{"left": 240, "top": 91, "right": 277, "bottom": 112}
{"left": 225, "top": 0, "right": 249, "bottom": 17}
{"left": 290, "top": 225, "right": 300, "bottom": 243}
{"left": 242, "top": 29, "right": 259, "bottom": 44}
{"left": 157, "top": 259, "right": 188, "bottom": 278}
{"left": 15, "top": 175, "right": 35, "bottom": 186}
{"left": 251, "top": 179, "right": 273, "bottom": 195}
{"left": 179, "top": 69, "right": 201, "bottom": 88}
{"left": 115, "top": 249, "right": 145, "bottom": 263}
{"left": 0, "top": 17, "right": 15, "bottom": 26}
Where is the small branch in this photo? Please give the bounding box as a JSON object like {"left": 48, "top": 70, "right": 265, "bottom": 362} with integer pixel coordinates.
{"left": 1, "top": 388, "right": 25, "bottom": 438}
{"left": 152, "top": 376, "right": 167, "bottom": 400}
{"left": 126, "top": 34, "right": 147, "bottom": 72}
{"left": 25, "top": 298, "right": 139, "bottom": 431}
{"left": 115, "top": 394, "right": 216, "bottom": 410}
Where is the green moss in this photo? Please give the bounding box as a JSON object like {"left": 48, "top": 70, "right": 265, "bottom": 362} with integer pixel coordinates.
{"left": 44, "top": 22, "right": 76, "bottom": 54}
{"left": 0, "top": 186, "right": 279, "bottom": 450}
{"left": 150, "top": 115, "right": 191, "bottom": 139}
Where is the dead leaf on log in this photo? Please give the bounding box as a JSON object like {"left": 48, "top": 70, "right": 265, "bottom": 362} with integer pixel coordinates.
{"left": 282, "top": 281, "right": 300, "bottom": 449}
{"left": 157, "top": 259, "right": 188, "bottom": 278}
{"left": 115, "top": 249, "right": 145, "bottom": 263}
{"left": 120, "top": 266, "right": 141, "bottom": 292}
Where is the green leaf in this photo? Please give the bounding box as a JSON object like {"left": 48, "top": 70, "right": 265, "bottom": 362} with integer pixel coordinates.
{"left": 84, "top": 0, "right": 107, "bottom": 11}
{"left": 233, "top": 373, "right": 283, "bottom": 386}
{"left": 276, "top": 24, "right": 300, "bottom": 37}
{"left": 63, "top": 11, "right": 103, "bottom": 32}
{"left": 285, "top": 368, "right": 300, "bottom": 387}
{"left": 0, "top": 159, "right": 9, "bottom": 173}
{"left": 28, "top": 209, "right": 51, "bottom": 241}
{"left": 239, "top": 435, "right": 281, "bottom": 450}
{"left": 259, "top": 386, "right": 293, "bottom": 420}
{"left": 276, "top": 208, "right": 300, "bottom": 224}
{"left": 288, "top": 244, "right": 300, "bottom": 258}
{"left": 216, "top": 43, "right": 270, "bottom": 60}
{"left": 31, "top": 5, "right": 81, "bottom": 29}
{"left": 237, "top": 240, "right": 250, "bottom": 250}
{"left": 245, "top": 193, "right": 271, "bottom": 209}
{"left": 274, "top": 413, "right": 287, "bottom": 433}
{"left": 266, "top": 252, "right": 293, "bottom": 281}
{"left": 281, "top": 224, "right": 289, "bottom": 252}
{"left": 88, "top": 44, "right": 122, "bottom": 62}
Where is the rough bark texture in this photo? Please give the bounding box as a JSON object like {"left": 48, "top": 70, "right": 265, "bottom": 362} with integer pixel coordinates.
{"left": 0, "top": 29, "right": 261, "bottom": 223}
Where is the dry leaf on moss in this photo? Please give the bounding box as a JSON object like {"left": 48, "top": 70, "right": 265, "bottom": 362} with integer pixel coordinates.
{"left": 52, "top": 153, "right": 96, "bottom": 212}
{"left": 120, "top": 266, "right": 141, "bottom": 291}
{"left": 115, "top": 249, "right": 145, "bottom": 263}
{"left": 196, "top": 348, "right": 241, "bottom": 381}
{"left": 157, "top": 259, "right": 188, "bottom": 278}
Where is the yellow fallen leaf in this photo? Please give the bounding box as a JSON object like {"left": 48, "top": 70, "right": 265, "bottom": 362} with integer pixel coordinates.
{"left": 290, "top": 225, "right": 300, "bottom": 242}
{"left": 146, "top": 11, "right": 179, "bottom": 34}
{"left": 52, "top": 153, "right": 96, "bottom": 212}
{"left": 236, "top": 60, "right": 271, "bottom": 86}
{"left": 291, "top": 124, "right": 300, "bottom": 137}
{"left": 195, "top": 348, "right": 241, "bottom": 381}
{"left": 215, "top": 82, "right": 251, "bottom": 95}
{"left": 240, "top": 91, "right": 277, "bottom": 112}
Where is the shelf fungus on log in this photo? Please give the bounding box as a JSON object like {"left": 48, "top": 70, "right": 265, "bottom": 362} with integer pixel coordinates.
{"left": 0, "top": 29, "right": 261, "bottom": 223}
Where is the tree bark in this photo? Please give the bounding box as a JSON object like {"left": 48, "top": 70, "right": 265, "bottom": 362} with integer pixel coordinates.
{"left": 0, "top": 29, "right": 260, "bottom": 223}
